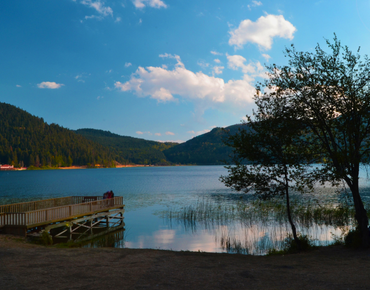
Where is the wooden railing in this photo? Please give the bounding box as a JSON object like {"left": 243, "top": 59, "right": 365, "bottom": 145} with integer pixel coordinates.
{"left": 0, "top": 212, "right": 26, "bottom": 226}
{"left": 0, "top": 196, "right": 104, "bottom": 214}
{"left": 0, "top": 196, "right": 123, "bottom": 227}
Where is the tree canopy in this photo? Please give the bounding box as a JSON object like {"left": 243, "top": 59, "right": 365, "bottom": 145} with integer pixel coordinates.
{"left": 223, "top": 35, "right": 370, "bottom": 247}
{"left": 0, "top": 102, "right": 116, "bottom": 168}
{"left": 221, "top": 115, "right": 314, "bottom": 248}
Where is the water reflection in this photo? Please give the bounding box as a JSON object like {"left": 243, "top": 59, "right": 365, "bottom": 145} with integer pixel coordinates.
{"left": 161, "top": 198, "right": 356, "bottom": 255}
{"left": 1, "top": 166, "right": 369, "bottom": 254}
{"left": 83, "top": 228, "right": 126, "bottom": 248}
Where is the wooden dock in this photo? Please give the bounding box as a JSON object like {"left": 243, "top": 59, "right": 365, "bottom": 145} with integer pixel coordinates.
{"left": 0, "top": 196, "right": 125, "bottom": 240}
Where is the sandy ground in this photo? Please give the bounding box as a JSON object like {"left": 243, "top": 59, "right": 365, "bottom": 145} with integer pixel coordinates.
{"left": 1, "top": 235, "right": 370, "bottom": 290}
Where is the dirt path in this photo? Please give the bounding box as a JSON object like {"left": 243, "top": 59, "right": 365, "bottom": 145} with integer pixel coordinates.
{"left": 1, "top": 235, "right": 370, "bottom": 290}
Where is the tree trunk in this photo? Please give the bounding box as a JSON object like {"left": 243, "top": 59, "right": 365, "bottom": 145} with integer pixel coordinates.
{"left": 285, "top": 166, "right": 301, "bottom": 250}
{"left": 350, "top": 179, "right": 369, "bottom": 248}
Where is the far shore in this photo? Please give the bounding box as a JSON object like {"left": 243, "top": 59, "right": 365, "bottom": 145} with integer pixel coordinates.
{"left": 56, "top": 164, "right": 170, "bottom": 169}
{"left": 5, "top": 164, "right": 193, "bottom": 171}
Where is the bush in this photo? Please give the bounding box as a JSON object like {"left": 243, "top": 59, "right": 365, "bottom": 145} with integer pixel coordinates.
{"left": 344, "top": 228, "right": 362, "bottom": 248}
{"left": 268, "top": 234, "right": 314, "bottom": 255}
{"left": 40, "top": 231, "right": 53, "bottom": 246}
{"left": 284, "top": 235, "right": 313, "bottom": 253}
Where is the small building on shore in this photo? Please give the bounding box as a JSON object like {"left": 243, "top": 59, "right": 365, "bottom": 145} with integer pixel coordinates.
{"left": 0, "top": 164, "right": 15, "bottom": 171}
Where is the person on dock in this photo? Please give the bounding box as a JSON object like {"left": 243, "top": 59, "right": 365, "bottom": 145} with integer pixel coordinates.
{"left": 103, "top": 190, "right": 114, "bottom": 199}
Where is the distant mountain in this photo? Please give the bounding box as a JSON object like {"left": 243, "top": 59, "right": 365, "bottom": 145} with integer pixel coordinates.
{"left": 163, "top": 124, "right": 246, "bottom": 165}
{"left": 75, "top": 129, "right": 178, "bottom": 165}
{"left": 1, "top": 101, "right": 250, "bottom": 167}
{"left": 0, "top": 102, "right": 116, "bottom": 168}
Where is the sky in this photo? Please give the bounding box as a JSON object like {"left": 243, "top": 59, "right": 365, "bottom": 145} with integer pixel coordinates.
{"left": 1, "top": 0, "right": 370, "bottom": 143}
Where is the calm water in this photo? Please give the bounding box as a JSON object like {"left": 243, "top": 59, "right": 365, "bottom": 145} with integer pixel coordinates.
{"left": 1, "top": 166, "right": 369, "bottom": 254}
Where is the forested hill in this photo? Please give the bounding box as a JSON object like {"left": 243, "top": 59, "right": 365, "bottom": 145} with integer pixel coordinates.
{"left": 0, "top": 101, "right": 247, "bottom": 167}
{"left": 163, "top": 124, "right": 246, "bottom": 165}
{"left": 0, "top": 102, "right": 116, "bottom": 167}
{"left": 75, "top": 129, "right": 178, "bottom": 165}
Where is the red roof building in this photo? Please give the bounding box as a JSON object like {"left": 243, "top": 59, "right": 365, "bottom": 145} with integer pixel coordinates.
{"left": 0, "top": 164, "right": 15, "bottom": 170}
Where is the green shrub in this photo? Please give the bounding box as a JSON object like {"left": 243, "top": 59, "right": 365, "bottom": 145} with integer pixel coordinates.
{"left": 40, "top": 231, "right": 53, "bottom": 246}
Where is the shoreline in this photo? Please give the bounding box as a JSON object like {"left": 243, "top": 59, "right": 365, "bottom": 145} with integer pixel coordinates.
{"left": 1, "top": 235, "right": 369, "bottom": 289}
{"left": 6, "top": 164, "right": 196, "bottom": 171}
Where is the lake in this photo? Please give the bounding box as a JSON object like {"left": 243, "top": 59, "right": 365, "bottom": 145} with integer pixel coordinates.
{"left": 1, "top": 165, "right": 369, "bottom": 254}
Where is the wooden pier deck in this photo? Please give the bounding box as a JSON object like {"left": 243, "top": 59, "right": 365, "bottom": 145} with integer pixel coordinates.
{"left": 0, "top": 196, "right": 125, "bottom": 238}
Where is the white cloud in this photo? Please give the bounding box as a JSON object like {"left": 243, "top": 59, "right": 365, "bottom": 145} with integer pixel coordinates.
{"left": 97, "top": 96, "right": 104, "bottom": 100}
{"left": 37, "top": 82, "right": 64, "bottom": 89}
{"left": 75, "top": 73, "right": 90, "bottom": 82}
{"left": 165, "top": 131, "right": 175, "bottom": 136}
{"left": 155, "top": 133, "right": 161, "bottom": 136}
{"left": 84, "top": 15, "right": 102, "bottom": 20}
{"left": 241, "top": 115, "right": 249, "bottom": 122}
{"left": 262, "top": 53, "right": 271, "bottom": 61}
{"left": 136, "top": 131, "right": 152, "bottom": 135}
{"left": 125, "top": 62, "right": 132, "bottom": 68}
{"left": 229, "top": 14, "right": 296, "bottom": 50}
{"left": 211, "top": 51, "right": 223, "bottom": 56}
{"left": 248, "top": 1, "right": 262, "bottom": 10}
{"left": 227, "top": 54, "right": 264, "bottom": 75}
{"left": 187, "top": 129, "right": 210, "bottom": 135}
{"left": 16, "top": 84, "right": 21, "bottom": 88}
{"left": 152, "top": 88, "right": 175, "bottom": 102}
{"left": 157, "top": 139, "right": 184, "bottom": 143}
{"left": 197, "top": 61, "right": 209, "bottom": 69}
{"left": 213, "top": 66, "right": 224, "bottom": 75}
{"left": 187, "top": 129, "right": 211, "bottom": 137}
{"left": 159, "top": 53, "right": 183, "bottom": 65}
{"left": 114, "top": 54, "right": 257, "bottom": 108}
{"left": 214, "top": 59, "right": 221, "bottom": 63}
{"left": 115, "top": 17, "right": 121, "bottom": 23}
{"left": 80, "top": 0, "right": 113, "bottom": 17}
{"left": 132, "top": 0, "right": 167, "bottom": 9}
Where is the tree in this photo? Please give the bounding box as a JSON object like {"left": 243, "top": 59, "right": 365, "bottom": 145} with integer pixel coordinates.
{"left": 254, "top": 35, "right": 370, "bottom": 247}
{"left": 221, "top": 115, "right": 314, "bottom": 249}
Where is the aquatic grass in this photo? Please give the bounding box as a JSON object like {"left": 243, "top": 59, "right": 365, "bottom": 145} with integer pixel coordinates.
{"left": 162, "top": 198, "right": 240, "bottom": 231}
{"left": 162, "top": 197, "right": 361, "bottom": 230}
{"left": 161, "top": 196, "right": 368, "bottom": 254}
{"left": 219, "top": 235, "right": 249, "bottom": 255}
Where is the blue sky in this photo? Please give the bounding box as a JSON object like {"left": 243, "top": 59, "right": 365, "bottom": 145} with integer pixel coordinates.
{"left": 1, "top": 0, "right": 370, "bottom": 143}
